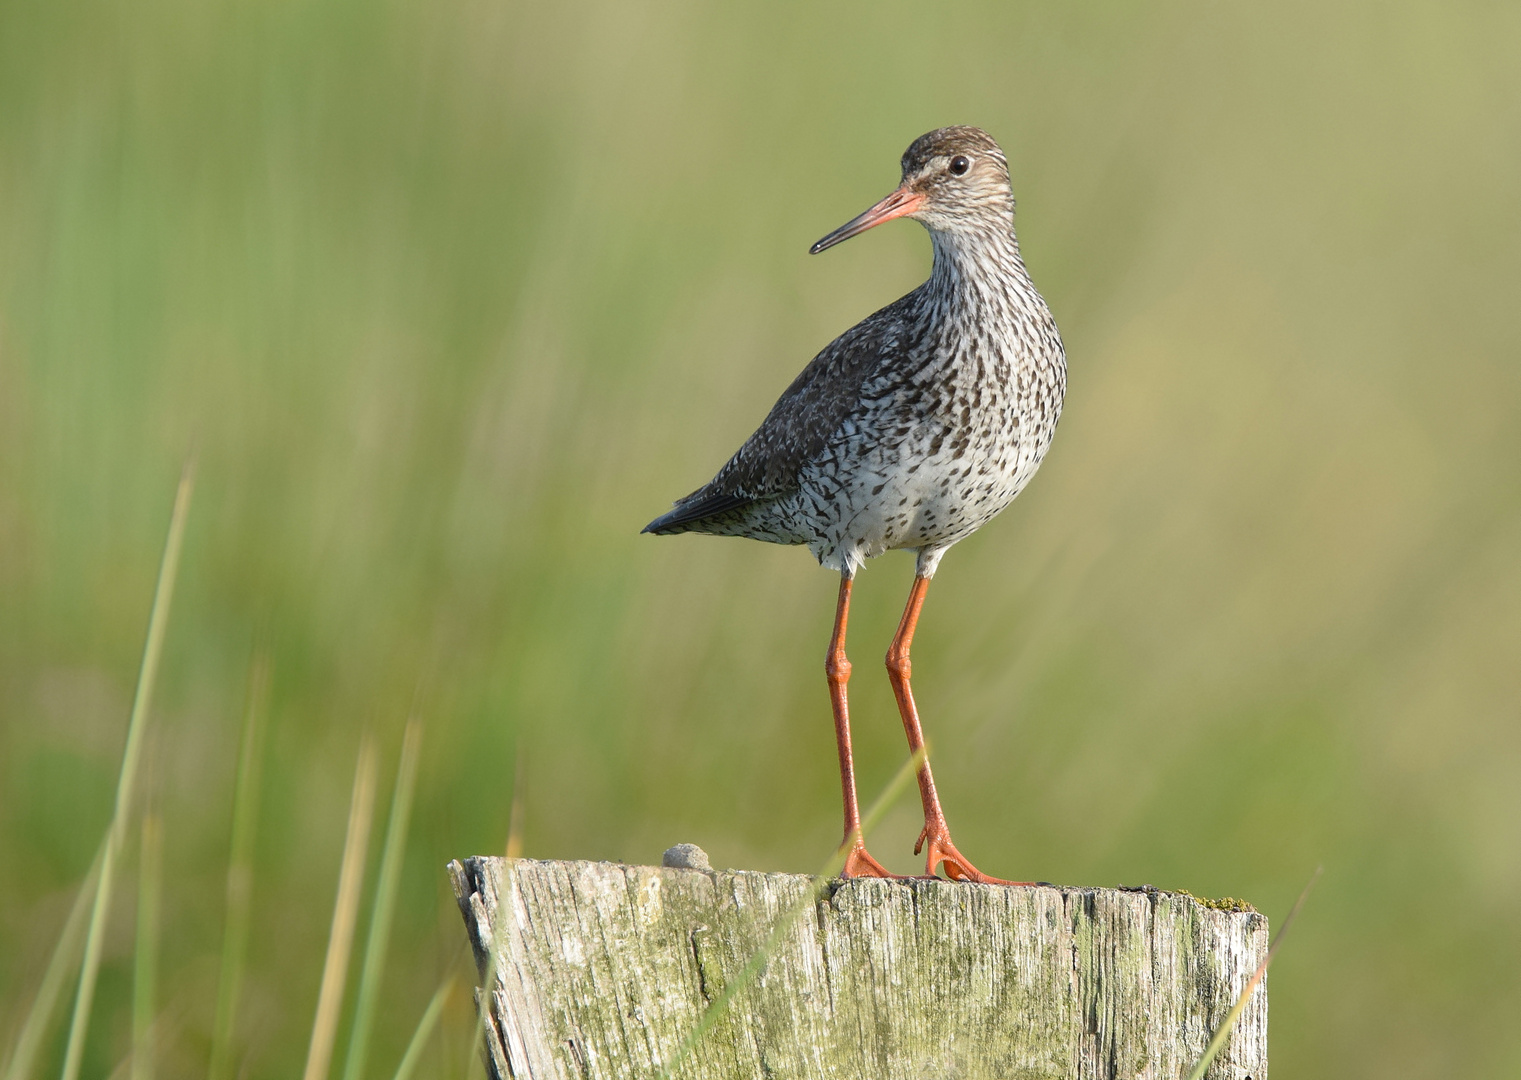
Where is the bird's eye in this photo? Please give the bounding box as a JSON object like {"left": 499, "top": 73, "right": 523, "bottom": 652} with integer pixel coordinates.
{"left": 948, "top": 155, "right": 971, "bottom": 176}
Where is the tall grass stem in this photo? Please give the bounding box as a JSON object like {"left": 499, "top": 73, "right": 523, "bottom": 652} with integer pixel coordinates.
{"left": 390, "top": 981, "right": 451, "bottom": 1080}
{"left": 340, "top": 715, "right": 425, "bottom": 1080}
{"left": 207, "top": 657, "right": 271, "bottom": 1080}
{"left": 131, "top": 812, "right": 163, "bottom": 1080}
{"left": 1182, "top": 867, "right": 1322, "bottom": 1080}
{"left": 504, "top": 749, "right": 525, "bottom": 861}
{"left": 301, "top": 739, "right": 379, "bottom": 1080}
{"left": 657, "top": 745, "right": 929, "bottom": 1079}
{"left": 59, "top": 461, "right": 195, "bottom": 1080}
{"left": 1, "top": 841, "right": 106, "bottom": 1080}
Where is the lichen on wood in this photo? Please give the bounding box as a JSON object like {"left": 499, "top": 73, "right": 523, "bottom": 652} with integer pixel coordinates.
{"left": 449, "top": 857, "right": 1267, "bottom": 1080}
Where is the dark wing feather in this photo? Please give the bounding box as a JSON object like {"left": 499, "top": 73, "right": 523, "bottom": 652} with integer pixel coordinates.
{"left": 641, "top": 490, "right": 753, "bottom": 534}
{"left": 644, "top": 296, "right": 913, "bottom": 535}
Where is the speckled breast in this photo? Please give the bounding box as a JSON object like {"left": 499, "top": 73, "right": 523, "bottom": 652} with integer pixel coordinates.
{"left": 800, "top": 332, "right": 1065, "bottom": 565}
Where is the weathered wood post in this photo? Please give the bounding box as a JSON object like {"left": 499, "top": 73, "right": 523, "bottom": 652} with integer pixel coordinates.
{"left": 449, "top": 855, "right": 1267, "bottom": 1080}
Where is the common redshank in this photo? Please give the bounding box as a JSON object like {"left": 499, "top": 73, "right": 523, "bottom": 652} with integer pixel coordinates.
{"left": 644, "top": 127, "right": 1066, "bottom": 884}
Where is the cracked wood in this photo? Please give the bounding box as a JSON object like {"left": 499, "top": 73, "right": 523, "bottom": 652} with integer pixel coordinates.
{"left": 449, "top": 857, "right": 1268, "bottom": 1080}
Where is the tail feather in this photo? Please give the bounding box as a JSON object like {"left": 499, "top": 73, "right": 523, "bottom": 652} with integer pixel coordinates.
{"left": 642, "top": 490, "right": 755, "bottom": 534}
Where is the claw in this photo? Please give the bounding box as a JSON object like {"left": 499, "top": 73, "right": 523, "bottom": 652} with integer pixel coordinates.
{"left": 840, "top": 842, "right": 901, "bottom": 880}
{"left": 917, "top": 822, "right": 1031, "bottom": 886}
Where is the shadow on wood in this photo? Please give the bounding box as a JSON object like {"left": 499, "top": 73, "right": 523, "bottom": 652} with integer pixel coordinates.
{"left": 449, "top": 857, "right": 1268, "bottom": 1080}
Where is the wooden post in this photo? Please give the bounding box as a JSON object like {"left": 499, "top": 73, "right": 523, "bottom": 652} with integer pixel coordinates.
{"left": 449, "top": 857, "right": 1268, "bottom": 1080}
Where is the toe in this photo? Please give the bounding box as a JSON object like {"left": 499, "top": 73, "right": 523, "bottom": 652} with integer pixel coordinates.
{"left": 840, "top": 844, "right": 897, "bottom": 880}
{"left": 923, "top": 834, "right": 1030, "bottom": 886}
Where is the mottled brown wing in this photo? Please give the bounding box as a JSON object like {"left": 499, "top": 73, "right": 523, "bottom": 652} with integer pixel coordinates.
{"left": 643, "top": 297, "right": 911, "bottom": 534}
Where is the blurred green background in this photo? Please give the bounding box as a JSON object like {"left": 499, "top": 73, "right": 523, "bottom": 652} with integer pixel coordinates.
{"left": 3, "top": 0, "right": 1519, "bottom": 1075}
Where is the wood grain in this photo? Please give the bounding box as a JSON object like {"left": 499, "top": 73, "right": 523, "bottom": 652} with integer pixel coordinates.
{"left": 449, "top": 858, "right": 1267, "bottom": 1080}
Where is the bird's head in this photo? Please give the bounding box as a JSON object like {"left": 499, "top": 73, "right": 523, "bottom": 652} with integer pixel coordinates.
{"left": 810, "top": 126, "right": 1013, "bottom": 255}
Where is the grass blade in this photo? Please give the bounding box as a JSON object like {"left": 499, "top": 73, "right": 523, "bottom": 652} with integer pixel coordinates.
{"left": 131, "top": 811, "right": 163, "bottom": 1080}
{"left": 390, "top": 981, "right": 451, "bottom": 1080}
{"left": 1182, "top": 866, "right": 1322, "bottom": 1080}
{"left": 302, "top": 738, "right": 379, "bottom": 1080}
{"left": 207, "top": 656, "right": 271, "bottom": 1080}
{"left": 340, "top": 714, "right": 425, "bottom": 1080}
{"left": 60, "top": 460, "right": 195, "bottom": 1080}
{"left": 504, "top": 749, "right": 524, "bottom": 861}
{"left": 1, "top": 841, "right": 106, "bottom": 1080}
{"left": 657, "top": 745, "right": 929, "bottom": 1080}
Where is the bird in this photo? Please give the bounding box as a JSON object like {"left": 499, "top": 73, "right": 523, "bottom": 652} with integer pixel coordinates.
{"left": 643, "top": 127, "right": 1066, "bottom": 884}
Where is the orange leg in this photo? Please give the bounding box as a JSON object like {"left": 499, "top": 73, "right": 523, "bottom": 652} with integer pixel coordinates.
{"left": 886, "top": 575, "right": 1029, "bottom": 885}
{"left": 826, "top": 574, "right": 894, "bottom": 879}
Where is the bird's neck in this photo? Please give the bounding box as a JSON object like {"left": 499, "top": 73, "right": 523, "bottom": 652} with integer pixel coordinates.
{"left": 925, "top": 223, "right": 1030, "bottom": 311}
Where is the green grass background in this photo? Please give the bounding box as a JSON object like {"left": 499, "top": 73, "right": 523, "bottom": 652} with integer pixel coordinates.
{"left": 3, "top": 0, "right": 1520, "bottom": 1075}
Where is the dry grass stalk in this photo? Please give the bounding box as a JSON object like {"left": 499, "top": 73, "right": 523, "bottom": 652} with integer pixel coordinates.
{"left": 302, "top": 739, "right": 379, "bottom": 1080}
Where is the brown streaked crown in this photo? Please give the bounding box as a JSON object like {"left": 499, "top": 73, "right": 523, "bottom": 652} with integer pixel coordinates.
{"left": 900, "top": 126, "right": 1007, "bottom": 178}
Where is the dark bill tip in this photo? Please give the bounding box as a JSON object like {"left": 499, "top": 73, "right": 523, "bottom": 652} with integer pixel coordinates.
{"left": 809, "top": 187, "right": 925, "bottom": 254}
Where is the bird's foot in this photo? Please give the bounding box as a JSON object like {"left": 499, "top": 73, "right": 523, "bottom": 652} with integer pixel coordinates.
{"left": 839, "top": 841, "right": 899, "bottom": 880}
{"left": 915, "top": 821, "right": 1031, "bottom": 886}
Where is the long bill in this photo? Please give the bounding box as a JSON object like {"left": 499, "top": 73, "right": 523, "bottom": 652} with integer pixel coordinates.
{"left": 809, "top": 186, "right": 926, "bottom": 254}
